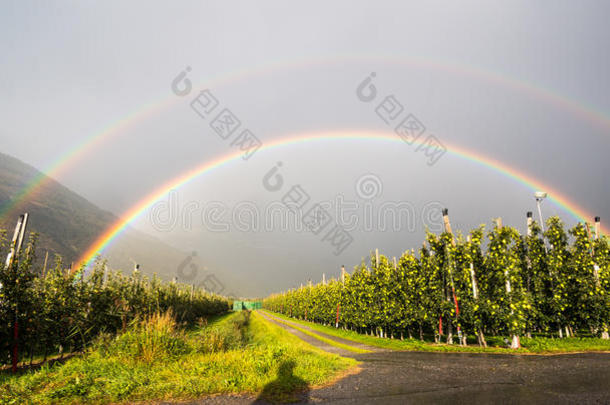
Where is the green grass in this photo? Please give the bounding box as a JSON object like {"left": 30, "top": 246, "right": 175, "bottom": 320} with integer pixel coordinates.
{"left": 519, "top": 336, "right": 610, "bottom": 353}
{"left": 0, "top": 311, "right": 357, "bottom": 404}
{"left": 264, "top": 311, "right": 610, "bottom": 354}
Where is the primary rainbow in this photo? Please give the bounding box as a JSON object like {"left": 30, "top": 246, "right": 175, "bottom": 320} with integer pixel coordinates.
{"left": 75, "top": 130, "right": 606, "bottom": 270}
{"left": 3, "top": 53, "right": 609, "bottom": 223}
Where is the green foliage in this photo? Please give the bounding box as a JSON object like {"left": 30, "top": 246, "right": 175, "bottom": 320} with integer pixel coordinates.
{"left": 0, "top": 236, "right": 230, "bottom": 366}
{"left": 265, "top": 217, "right": 610, "bottom": 343}
{"left": 96, "top": 311, "right": 191, "bottom": 363}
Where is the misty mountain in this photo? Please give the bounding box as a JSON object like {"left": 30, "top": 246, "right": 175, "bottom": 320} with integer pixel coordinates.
{"left": 0, "top": 152, "right": 243, "bottom": 296}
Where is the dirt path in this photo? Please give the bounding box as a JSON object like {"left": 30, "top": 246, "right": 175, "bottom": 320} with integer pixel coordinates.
{"left": 256, "top": 310, "right": 354, "bottom": 356}
{"left": 259, "top": 310, "right": 382, "bottom": 354}
{"left": 189, "top": 313, "right": 610, "bottom": 405}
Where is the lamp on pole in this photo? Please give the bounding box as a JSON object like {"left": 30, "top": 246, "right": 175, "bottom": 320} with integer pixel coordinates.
{"left": 534, "top": 192, "right": 547, "bottom": 232}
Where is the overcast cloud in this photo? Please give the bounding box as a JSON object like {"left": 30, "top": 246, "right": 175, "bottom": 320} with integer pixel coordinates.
{"left": 1, "top": 1, "right": 608, "bottom": 295}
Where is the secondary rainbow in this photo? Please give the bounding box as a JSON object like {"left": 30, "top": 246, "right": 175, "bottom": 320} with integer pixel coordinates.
{"left": 75, "top": 130, "right": 606, "bottom": 270}
{"left": 3, "top": 53, "right": 609, "bottom": 223}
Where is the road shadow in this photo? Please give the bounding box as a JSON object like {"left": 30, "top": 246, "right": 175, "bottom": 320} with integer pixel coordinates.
{"left": 253, "top": 360, "right": 310, "bottom": 404}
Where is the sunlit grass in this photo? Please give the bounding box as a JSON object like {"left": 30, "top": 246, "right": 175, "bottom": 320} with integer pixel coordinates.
{"left": 520, "top": 336, "right": 610, "bottom": 353}
{"left": 265, "top": 311, "right": 610, "bottom": 354}
{"left": 0, "top": 311, "right": 357, "bottom": 404}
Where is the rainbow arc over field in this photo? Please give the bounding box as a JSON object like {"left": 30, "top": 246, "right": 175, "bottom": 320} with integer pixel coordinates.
{"left": 2, "top": 53, "right": 610, "bottom": 223}
{"left": 75, "top": 130, "right": 607, "bottom": 270}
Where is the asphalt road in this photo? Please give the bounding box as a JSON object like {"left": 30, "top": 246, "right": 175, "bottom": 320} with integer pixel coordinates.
{"left": 184, "top": 312, "right": 610, "bottom": 405}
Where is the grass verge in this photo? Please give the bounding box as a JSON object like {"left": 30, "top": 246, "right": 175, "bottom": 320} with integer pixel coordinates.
{"left": 0, "top": 311, "right": 357, "bottom": 404}
{"left": 264, "top": 311, "right": 610, "bottom": 354}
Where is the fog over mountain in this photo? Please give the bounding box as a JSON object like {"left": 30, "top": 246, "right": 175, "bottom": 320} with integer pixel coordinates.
{"left": 0, "top": 152, "right": 247, "bottom": 296}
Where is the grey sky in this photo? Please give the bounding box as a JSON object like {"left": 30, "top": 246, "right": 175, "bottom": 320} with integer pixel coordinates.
{"left": 1, "top": 1, "right": 608, "bottom": 295}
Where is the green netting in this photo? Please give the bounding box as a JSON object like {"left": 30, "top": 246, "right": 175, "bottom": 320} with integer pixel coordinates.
{"left": 232, "top": 301, "right": 262, "bottom": 311}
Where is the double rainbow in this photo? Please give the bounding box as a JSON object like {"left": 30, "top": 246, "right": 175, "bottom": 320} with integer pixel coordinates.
{"left": 75, "top": 130, "right": 606, "bottom": 270}
{"left": 2, "top": 53, "right": 609, "bottom": 222}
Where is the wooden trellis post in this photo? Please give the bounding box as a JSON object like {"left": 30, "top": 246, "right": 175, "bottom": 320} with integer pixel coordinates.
{"left": 497, "top": 216, "right": 520, "bottom": 349}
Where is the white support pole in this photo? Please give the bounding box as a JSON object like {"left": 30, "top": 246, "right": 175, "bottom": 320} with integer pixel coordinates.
{"left": 15, "top": 213, "right": 28, "bottom": 259}
{"left": 5, "top": 214, "right": 28, "bottom": 269}
{"left": 535, "top": 193, "right": 549, "bottom": 253}
{"left": 536, "top": 199, "right": 545, "bottom": 233}
{"left": 466, "top": 235, "right": 478, "bottom": 299}
{"left": 591, "top": 217, "right": 601, "bottom": 287}
{"left": 3, "top": 213, "right": 28, "bottom": 373}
